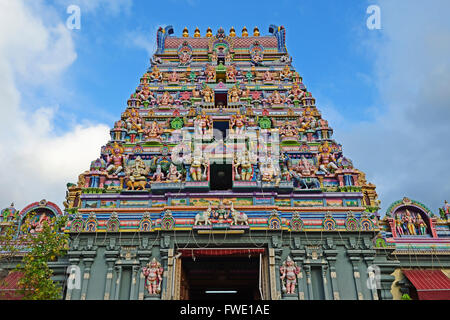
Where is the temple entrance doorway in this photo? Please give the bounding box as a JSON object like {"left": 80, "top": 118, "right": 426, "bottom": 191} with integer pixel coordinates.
{"left": 173, "top": 249, "right": 269, "bottom": 300}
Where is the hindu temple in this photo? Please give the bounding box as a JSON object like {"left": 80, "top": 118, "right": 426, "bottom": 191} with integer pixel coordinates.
{"left": 1, "top": 25, "right": 449, "bottom": 301}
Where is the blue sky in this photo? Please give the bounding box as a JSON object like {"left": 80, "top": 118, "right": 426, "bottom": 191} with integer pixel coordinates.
{"left": 55, "top": 0, "right": 381, "bottom": 128}
{"left": 1, "top": 0, "right": 449, "bottom": 215}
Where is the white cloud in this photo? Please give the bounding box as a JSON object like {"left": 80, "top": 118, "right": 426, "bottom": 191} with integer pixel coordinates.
{"left": 0, "top": 0, "right": 110, "bottom": 211}
{"left": 330, "top": 0, "right": 450, "bottom": 214}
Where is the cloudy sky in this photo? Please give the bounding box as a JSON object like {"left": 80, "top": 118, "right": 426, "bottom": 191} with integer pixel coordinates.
{"left": 0, "top": 0, "right": 448, "bottom": 215}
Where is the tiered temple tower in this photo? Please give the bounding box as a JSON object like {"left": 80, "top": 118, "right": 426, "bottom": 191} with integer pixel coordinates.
{"left": 63, "top": 26, "right": 397, "bottom": 301}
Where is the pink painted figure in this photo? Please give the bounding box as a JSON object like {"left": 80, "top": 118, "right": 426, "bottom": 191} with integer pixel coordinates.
{"left": 158, "top": 92, "right": 174, "bottom": 106}
{"left": 226, "top": 65, "right": 237, "bottom": 82}
{"left": 30, "top": 213, "right": 51, "bottom": 233}
{"left": 168, "top": 71, "right": 179, "bottom": 83}
{"left": 230, "top": 111, "right": 247, "bottom": 135}
{"left": 205, "top": 64, "right": 216, "bottom": 82}
{"left": 142, "top": 258, "right": 163, "bottom": 295}
{"left": 194, "top": 112, "right": 212, "bottom": 136}
{"left": 317, "top": 142, "right": 338, "bottom": 175}
{"left": 280, "top": 256, "right": 301, "bottom": 294}
{"left": 268, "top": 91, "right": 285, "bottom": 105}
{"left": 290, "top": 82, "right": 305, "bottom": 100}
{"left": 106, "top": 144, "right": 128, "bottom": 176}
{"left": 394, "top": 214, "right": 404, "bottom": 236}
{"left": 167, "top": 164, "right": 182, "bottom": 182}
{"left": 152, "top": 165, "right": 165, "bottom": 182}
{"left": 415, "top": 215, "right": 427, "bottom": 235}
{"left": 263, "top": 70, "right": 274, "bottom": 82}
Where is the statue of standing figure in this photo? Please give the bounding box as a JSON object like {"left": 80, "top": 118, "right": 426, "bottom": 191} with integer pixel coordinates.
{"left": 142, "top": 258, "right": 164, "bottom": 295}
{"left": 280, "top": 256, "right": 301, "bottom": 294}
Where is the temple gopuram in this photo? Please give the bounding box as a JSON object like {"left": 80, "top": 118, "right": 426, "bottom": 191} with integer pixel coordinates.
{"left": 1, "top": 25, "right": 449, "bottom": 301}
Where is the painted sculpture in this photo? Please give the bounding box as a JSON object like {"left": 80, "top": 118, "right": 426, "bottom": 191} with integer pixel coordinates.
{"left": 230, "top": 202, "right": 249, "bottom": 226}
{"left": 194, "top": 202, "right": 213, "bottom": 226}
{"left": 280, "top": 256, "right": 301, "bottom": 294}
{"left": 142, "top": 258, "right": 164, "bottom": 295}
{"left": 125, "top": 156, "right": 150, "bottom": 190}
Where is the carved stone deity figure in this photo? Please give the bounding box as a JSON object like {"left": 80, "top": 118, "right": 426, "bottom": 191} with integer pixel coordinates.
{"left": 394, "top": 214, "right": 404, "bottom": 236}
{"left": 205, "top": 64, "right": 216, "bottom": 82}
{"left": 106, "top": 143, "right": 128, "bottom": 176}
{"left": 280, "top": 256, "right": 301, "bottom": 294}
{"left": 228, "top": 85, "right": 241, "bottom": 103}
{"left": 149, "top": 66, "right": 162, "bottom": 82}
{"left": 138, "top": 86, "right": 155, "bottom": 102}
{"left": 280, "top": 122, "right": 299, "bottom": 138}
{"left": 415, "top": 215, "right": 427, "bottom": 235}
{"left": 404, "top": 209, "right": 417, "bottom": 235}
{"left": 142, "top": 258, "right": 164, "bottom": 295}
{"left": 230, "top": 110, "right": 247, "bottom": 135}
{"left": 226, "top": 65, "right": 237, "bottom": 82}
{"left": 168, "top": 71, "right": 179, "bottom": 83}
{"left": 166, "top": 163, "right": 182, "bottom": 182}
{"left": 268, "top": 90, "right": 285, "bottom": 105}
{"left": 263, "top": 70, "right": 274, "bottom": 83}
{"left": 30, "top": 213, "right": 52, "bottom": 233}
{"left": 144, "top": 121, "right": 163, "bottom": 141}
{"left": 125, "top": 156, "right": 150, "bottom": 190}
{"left": 152, "top": 164, "right": 165, "bottom": 182}
{"left": 125, "top": 108, "right": 144, "bottom": 142}
{"left": 317, "top": 142, "right": 338, "bottom": 175}
{"left": 201, "top": 85, "right": 214, "bottom": 103}
{"left": 280, "top": 64, "right": 292, "bottom": 80}
{"left": 158, "top": 91, "right": 174, "bottom": 107}
{"left": 300, "top": 107, "right": 316, "bottom": 131}
{"left": 194, "top": 112, "right": 213, "bottom": 135}
{"left": 291, "top": 157, "right": 320, "bottom": 189}
{"left": 290, "top": 82, "right": 305, "bottom": 100}
{"left": 190, "top": 149, "right": 209, "bottom": 181}
{"left": 234, "top": 151, "right": 253, "bottom": 181}
{"left": 260, "top": 161, "right": 280, "bottom": 184}
{"left": 214, "top": 200, "right": 229, "bottom": 222}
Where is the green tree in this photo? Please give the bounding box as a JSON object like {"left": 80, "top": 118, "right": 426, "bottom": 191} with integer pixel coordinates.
{"left": 14, "top": 213, "right": 69, "bottom": 300}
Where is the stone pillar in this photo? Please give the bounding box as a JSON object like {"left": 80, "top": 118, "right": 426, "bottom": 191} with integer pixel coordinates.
{"left": 65, "top": 257, "right": 80, "bottom": 300}
{"left": 103, "top": 259, "right": 115, "bottom": 300}
{"left": 268, "top": 248, "right": 278, "bottom": 300}
{"left": 321, "top": 265, "right": 330, "bottom": 300}
{"left": 130, "top": 265, "right": 140, "bottom": 300}
{"left": 348, "top": 251, "right": 364, "bottom": 300}
{"left": 113, "top": 265, "right": 122, "bottom": 300}
{"left": 291, "top": 249, "right": 306, "bottom": 300}
{"left": 164, "top": 248, "right": 174, "bottom": 300}
{"left": 325, "top": 250, "right": 340, "bottom": 300}
{"left": 304, "top": 265, "right": 314, "bottom": 300}
{"left": 138, "top": 254, "right": 151, "bottom": 300}
{"left": 80, "top": 256, "right": 95, "bottom": 300}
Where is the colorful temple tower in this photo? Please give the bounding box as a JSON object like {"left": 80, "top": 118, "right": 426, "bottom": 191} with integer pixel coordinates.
{"left": 62, "top": 26, "right": 399, "bottom": 301}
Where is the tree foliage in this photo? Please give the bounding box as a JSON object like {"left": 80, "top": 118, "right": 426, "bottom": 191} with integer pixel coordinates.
{"left": 13, "top": 213, "right": 69, "bottom": 300}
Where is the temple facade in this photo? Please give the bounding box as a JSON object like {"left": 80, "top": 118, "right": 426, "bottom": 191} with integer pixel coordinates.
{"left": 1, "top": 25, "right": 449, "bottom": 301}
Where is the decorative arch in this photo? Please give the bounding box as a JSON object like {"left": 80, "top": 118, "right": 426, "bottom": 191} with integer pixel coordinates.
{"left": 19, "top": 200, "right": 63, "bottom": 221}
{"left": 387, "top": 197, "right": 437, "bottom": 238}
